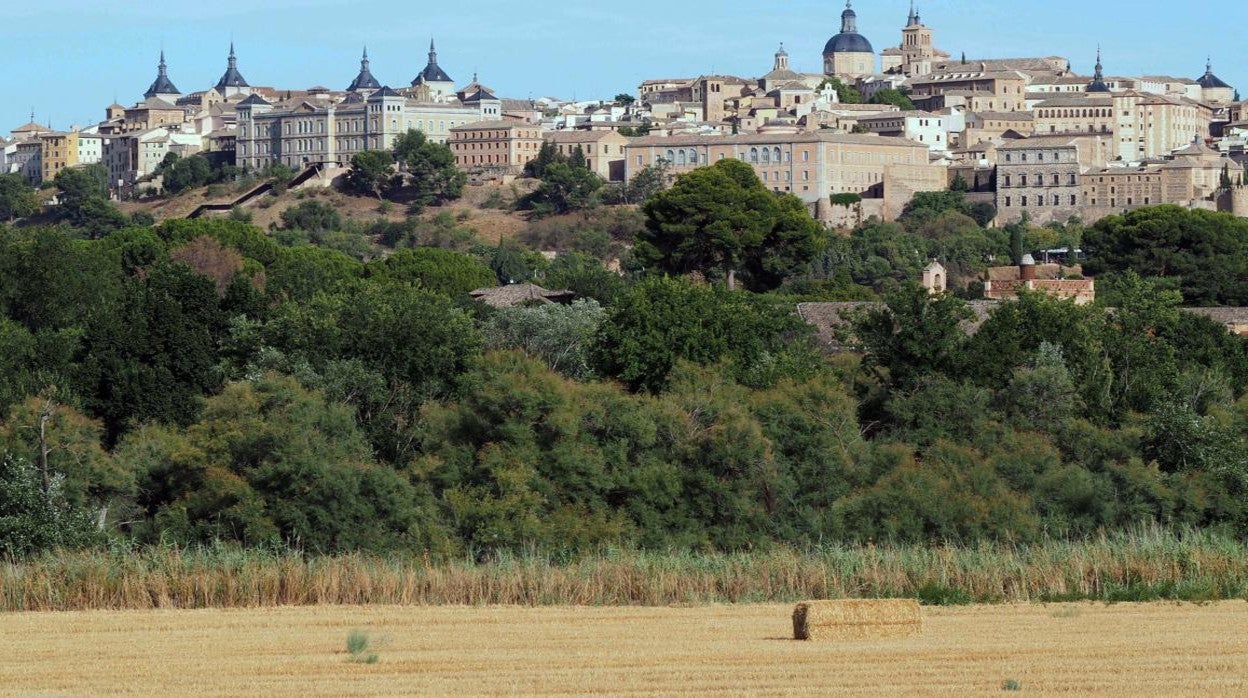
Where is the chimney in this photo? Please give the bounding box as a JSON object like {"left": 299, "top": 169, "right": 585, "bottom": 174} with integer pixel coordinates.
{"left": 1020, "top": 254, "right": 1037, "bottom": 281}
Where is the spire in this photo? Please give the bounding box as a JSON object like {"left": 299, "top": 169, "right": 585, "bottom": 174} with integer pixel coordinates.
{"left": 907, "top": 1, "right": 918, "bottom": 26}
{"left": 347, "top": 45, "right": 381, "bottom": 92}
{"left": 145, "top": 49, "right": 181, "bottom": 98}
{"left": 412, "top": 37, "right": 453, "bottom": 86}
{"left": 1087, "top": 46, "right": 1110, "bottom": 93}
{"left": 216, "top": 42, "right": 250, "bottom": 91}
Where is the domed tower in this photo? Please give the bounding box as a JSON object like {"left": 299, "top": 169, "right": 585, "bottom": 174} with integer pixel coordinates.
{"left": 143, "top": 51, "right": 181, "bottom": 102}
{"left": 215, "top": 43, "right": 252, "bottom": 98}
{"left": 1197, "top": 58, "right": 1235, "bottom": 104}
{"left": 347, "top": 47, "right": 382, "bottom": 95}
{"left": 1086, "top": 48, "right": 1111, "bottom": 93}
{"left": 411, "top": 38, "right": 455, "bottom": 101}
{"left": 823, "top": 1, "right": 875, "bottom": 79}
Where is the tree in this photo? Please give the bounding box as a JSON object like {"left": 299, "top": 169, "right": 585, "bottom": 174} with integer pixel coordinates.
{"left": 636, "top": 159, "right": 825, "bottom": 291}
{"left": 591, "top": 276, "right": 820, "bottom": 392}
{"left": 1082, "top": 206, "right": 1248, "bottom": 306}
{"left": 483, "top": 300, "right": 606, "bottom": 380}
{"left": 614, "top": 93, "right": 636, "bottom": 106}
{"left": 279, "top": 200, "right": 342, "bottom": 233}
{"left": 345, "top": 150, "right": 398, "bottom": 199}
{"left": 949, "top": 173, "right": 971, "bottom": 192}
{"left": 158, "top": 153, "right": 216, "bottom": 195}
{"left": 54, "top": 165, "right": 126, "bottom": 238}
{"left": 366, "top": 247, "right": 496, "bottom": 298}
{"left": 0, "top": 455, "right": 99, "bottom": 559}
{"left": 0, "top": 173, "right": 40, "bottom": 221}
{"left": 526, "top": 163, "right": 604, "bottom": 217}
{"left": 821, "top": 77, "right": 862, "bottom": 104}
{"left": 869, "top": 88, "right": 915, "bottom": 110}
{"left": 392, "top": 130, "right": 465, "bottom": 211}
{"left": 120, "top": 373, "right": 434, "bottom": 553}
{"left": 621, "top": 159, "right": 672, "bottom": 204}
{"left": 854, "top": 282, "right": 973, "bottom": 390}
{"left": 524, "top": 142, "right": 567, "bottom": 178}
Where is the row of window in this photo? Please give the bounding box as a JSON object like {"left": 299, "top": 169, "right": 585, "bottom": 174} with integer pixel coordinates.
{"left": 1002, "top": 150, "right": 1068, "bottom": 163}
{"left": 1002, "top": 173, "right": 1078, "bottom": 187}
{"left": 1003, "top": 195, "right": 1079, "bottom": 207}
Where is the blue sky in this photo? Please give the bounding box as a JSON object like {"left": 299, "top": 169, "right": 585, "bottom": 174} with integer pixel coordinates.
{"left": 2, "top": 0, "right": 1242, "bottom": 133}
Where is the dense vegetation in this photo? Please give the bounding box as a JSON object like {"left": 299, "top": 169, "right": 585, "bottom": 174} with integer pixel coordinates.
{"left": 2, "top": 152, "right": 1247, "bottom": 565}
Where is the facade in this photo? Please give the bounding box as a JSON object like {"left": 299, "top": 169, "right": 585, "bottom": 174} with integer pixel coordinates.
{"left": 855, "top": 111, "right": 949, "bottom": 151}
{"left": 449, "top": 120, "right": 545, "bottom": 179}
{"left": 1111, "top": 91, "right": 1210, "bottom": 161}
{"left": 623, "top": 131, "right": 942, "bottom": 220}
{"left": 996, "top": 135, "right": 1110, "bottom": 224}
{"left": 1033, "top": 96, "right": 1114, "bottom": 135}
{"left": 963, "top": 110, "right": 1034, "bottom": 144}
{"left": 236, "top": 88, "right": 491, "bottom": 172}
{"left": 37, "top": 131, "right": 101, "bottom": 183}
{"left": 544, "top": 130, "right": 630, "bottom": 181}
{"left": 909, "top": 71, "right": 1029, "bottom": 112}
{"left": 104, "top": 127, "right": 203, "bottom": 192}
{"left": 823, "top": 2, "right": 875, "bottom": 79}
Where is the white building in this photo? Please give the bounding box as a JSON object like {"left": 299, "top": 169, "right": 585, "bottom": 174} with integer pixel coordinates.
{"left": 856, "top": 110, "right": 951, "bottom": 152}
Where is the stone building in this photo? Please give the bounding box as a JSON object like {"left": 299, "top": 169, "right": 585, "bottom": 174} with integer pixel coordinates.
{"left": 823, "top": 1, "right": 875, "bottom": 79}
{"left": 1197, "top": 59, "right": 1235, "bottom": 105}
{"left": 449, "top": 120, "right": 544, "bottom": 180}
{"left": 963, "top": 111, "right": 1034, "bottom": 144}
{"left": 1111, "top": 91, "right": 1211, "bottom": 162}
{"left": 1081, "top": 139, "right": 1245, "bottom": 219}
{"left": 623, "top": 131, "right": 942, "bottom": 221}
{"left": 908, "top": 70, "right": 1029, "bottom": 112}
{"left": 855, "top": 111, "right": 950, "bottom": 152}
{"left": 995, "top": 134, "right": 1110, "bottom": 224}
{"left": 544, "top": 130, "right": 630, "bottom": 181}
{"left": 1033, "top": 95, "right": 1114, "bottom": 135}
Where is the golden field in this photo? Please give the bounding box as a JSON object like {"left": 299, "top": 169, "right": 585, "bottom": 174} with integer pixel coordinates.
{"left": 2, "top": 602, "right": 1246, "bottom": 696}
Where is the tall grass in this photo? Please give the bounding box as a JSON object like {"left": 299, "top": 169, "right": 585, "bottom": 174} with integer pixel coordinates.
{"left": 3, "top": 527, "right": 1245, "bottom": 612}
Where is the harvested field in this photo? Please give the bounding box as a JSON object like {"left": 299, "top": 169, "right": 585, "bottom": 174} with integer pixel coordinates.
{"left": 3, "top": 602, "right": 1246, "bottom": 695}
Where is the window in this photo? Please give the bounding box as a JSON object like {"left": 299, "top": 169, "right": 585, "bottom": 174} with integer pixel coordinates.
{"left": 1021, "top": 196, "right": 1028, "bottom": 206}
{"left": 750, "top": 147, "right": 759, "bottom": 163}
{"left": 1004, "top": 175, "right": 1011, "bottom": 186}
{"left": 1070, "top": 195, "right": 1077, "bottom": 205}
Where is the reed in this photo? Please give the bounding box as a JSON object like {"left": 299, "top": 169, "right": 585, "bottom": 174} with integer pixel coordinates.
{"left": 3, "top": 527, "right": 1246, "bottom": 612}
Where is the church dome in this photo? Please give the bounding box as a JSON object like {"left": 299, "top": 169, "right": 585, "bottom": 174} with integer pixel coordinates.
{"left": 824, "top": 2, "right": 874, "bottom": 55}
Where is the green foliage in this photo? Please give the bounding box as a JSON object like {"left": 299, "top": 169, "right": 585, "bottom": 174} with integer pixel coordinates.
{"left": 591, "top": 277, "right": 821, "bottom": 393}
{"left": 636, "top": 160, "right": 825, "bottom": 291}
{"left": 821, "top": 78, "right": 862, "bottom": 104}
{"left": 345, "top": 630, "right": 379, "bottom": 664}
{"left": 345, "top": 150, "right": 398, "bottom": 199}
{"left": 0, "top": 455, "right": 100, "bottom": 559}
{"left": 525, "top": 163, "right": 604, "bottom": 217}
{"left": 367, "top": 247, "right": 496, "bottom": 298}
{"left": 1083, "top": 206, "right": 1248, "bottom": 306}
{"left": 54, "top": 165, "right": 127, "bottom": 238}
{"left": 855, "top": 283, "right": 973, "bottom": 390}
{"left": 545, "top": 252, "right": 628, "bottom": 305}
{"left": 280, "top": 200, "right": 343, "bottom": 233}
{"left": 483, "top": 300, "right": 605, "bottom": 380}
{"left": 0, "top": 173, "right": 40, "bottom": 221}
{"left": 830, "top": 193, "right": 862, "bottom": 207}
{"left": 157, "top": 154, "right": 219, "bottom": 195}
{"left": 868, "top": 88, "right": 915, "bottom": 110}
{"left": 392, "top": 130, "right": 466, "bottom": 212}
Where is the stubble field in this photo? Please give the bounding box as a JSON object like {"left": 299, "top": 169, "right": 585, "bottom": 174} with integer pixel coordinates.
{"left": 2, "top": 601, "right": 1246, "bottom": 696}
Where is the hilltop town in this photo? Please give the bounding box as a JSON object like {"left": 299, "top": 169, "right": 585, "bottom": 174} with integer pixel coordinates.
{"left": 3, "top": 1, "right": 1246, "bottom": 228}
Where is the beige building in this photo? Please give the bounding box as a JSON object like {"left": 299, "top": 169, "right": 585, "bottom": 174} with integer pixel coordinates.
{"left": 1081, "top": 140, "right": 1245, "bottom": 219}
{"left": 963, "top": 111, "right": 1034, "bottom": 144}
{"left": 623, "top": 131, "right": 942, "bottom": 221}
{"left": 450, "top": 120, "right": 544, "bottom": 179}
{"left": 1111, "top": 91, "right": 1211, "bottom": 162}
{"left": 909, "top": 71, "right": 1029, "bottom": 112}
{"left": 1033, "top": 96, "right": 1114, "bottom": 135}
{"left": 881, "top": 4, "right": 949, "bottom": 78}
{"left": 544, "top": 130, "right": 630, "bottom": 181}
{"left": 996, "top": 135, "right": 1110, "bottom": 224}
{"left": 984, "top": 256, "right": 1095, "bottom": 305}
{"left": 823, "top": 2, "right": 875, "bottom": 79}
{"left": 1197, "top": 60, "right": 1236, "bottom": 105}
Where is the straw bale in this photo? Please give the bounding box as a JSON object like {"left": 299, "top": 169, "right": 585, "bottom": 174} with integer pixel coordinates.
{"left": 792, "top": 599, "right": 921, "bottom": 641}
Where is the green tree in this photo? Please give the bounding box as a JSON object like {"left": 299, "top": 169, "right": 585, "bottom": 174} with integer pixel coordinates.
{"left": 0, "top": 455, "right": 99, "bottom": 559}
{"left": 366, "top": 247, "right": 496, "bottom": 297}
{"left": 392, "top": 130, "right": 466, "bottom": 211}
{"left": 345, "top": 150, "right": 398, "bottom": 199}
{"left": 53, "top": 165, "right": 126, "bottom": 238}
{"left": 526, "top": 163, "right": 604, "bottom": 217}
{"left": 591, "top": 276, "right": 820, "bottom": 392}
{"left": 279, "top": 200, "right": 343, "bottom": 233}
{"left": 158, "top": 153, "right": 216, "bottom": 195}
{"left": 0, "top": 173, "right": 40, "bottom": 221}
{"left": 868, "top": 88, "right": 915, "bottom": 110}
{"left": 854, "top": 283, "right": 973, "bottom": 390}
{"left": 120, "top": 373, "right": 436, "bottom": 553}
{"left": 614, "top": 93, "right": 636, "bottom": 106}
{"left": 636, "top": 159, "right": 825, "bottom": 291}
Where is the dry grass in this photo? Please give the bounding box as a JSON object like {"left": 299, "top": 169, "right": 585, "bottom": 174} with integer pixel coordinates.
{"left": 1, "top": 602, "right": 1245, "bottom": 695}
{"left": 4, "top": 528, "right": 1246, "bottom": 612}
{"left": 792, "top": 599, "right": 921, "bottom": 641}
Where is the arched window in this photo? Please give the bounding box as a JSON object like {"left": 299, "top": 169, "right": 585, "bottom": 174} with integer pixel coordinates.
{"left": 762, "top": 148, "right": 770, "bottom": 164}
{"left": 666, "top": 150, "right": 675, "bottom": 162}
{"left": 773, "top": 147, "right": 781, "bottom": 162}
{"left": 677, "top": 150, "right": 687, "bottom": 166}
{"left": 750, "top": 148, "right": 759, "bottom": 163}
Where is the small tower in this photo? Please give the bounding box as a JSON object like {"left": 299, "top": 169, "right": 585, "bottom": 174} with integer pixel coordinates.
{"left": 773, "top": 43, "right": 790, "bottom": 73}
{"left": 900, "top": 2, "right": 936, "bottom": 78}
{"left": 143, "top": 51, "right": 181, "bottom": 102}
{"left": 922, "top": 261, "right": 947, "bottom": 294}
{"left": 1197, "top": 58, "right": 1235, "bottom": 104}
{"left": 823, "top": 1, "right": 875, "bottom": 79}
{"left": 1086, "top": 47, "right": 1111, "bottom": 93}
{"left": 411, "top": 38, "right": 455, "bottom": 101}
{"left": 347, "top": 47, "right": 382, "bottom": 95}
{"left": 216, "top": 43, "right": 252, "bottom": 98}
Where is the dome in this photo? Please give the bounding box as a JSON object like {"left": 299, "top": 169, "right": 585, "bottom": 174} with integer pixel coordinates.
{"left": 824, "top": 33, "right": 874, "bottom": 55}
{"left": 824, "top": 2, "right": 874, "bottom": 55}
{"left": 1198, "top": 60, "right": 1231, "bottom": 89}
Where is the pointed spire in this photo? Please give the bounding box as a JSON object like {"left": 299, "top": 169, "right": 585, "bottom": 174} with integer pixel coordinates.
{"left": 145, "top": 49, "right": 180, "bottom": 98}
{"left": 348, "top": 45, "right": 381, "bottom": 92}
{"left": 216, "top": 42, "right": 250, "bottom": 91}
{"left": 907, "top": 1, "right": 918, "bottom": 26}
{"left": 1087, "top": 46, "right": 1110, "bottom": 93}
